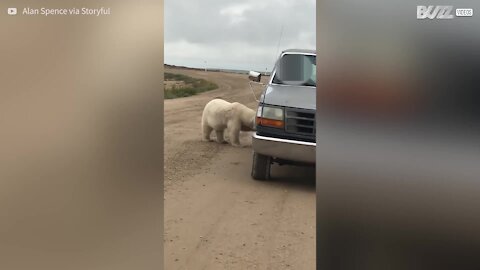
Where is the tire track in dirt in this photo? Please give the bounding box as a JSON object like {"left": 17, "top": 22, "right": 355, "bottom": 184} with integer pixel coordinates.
{"left": 164, "top": 140, "right": 223, "bottom": 189}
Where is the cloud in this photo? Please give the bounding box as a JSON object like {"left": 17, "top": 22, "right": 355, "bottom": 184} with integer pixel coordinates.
{"left": 165, "top": 0, "right": 315, "bottom": 70}
{"left": 219, "top": 3, "right": 253, "bottom": 24}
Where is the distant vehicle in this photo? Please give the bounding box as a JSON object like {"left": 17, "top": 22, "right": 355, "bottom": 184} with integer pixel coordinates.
{"left": 248, "top": 49, "right": 316, "bottom": 180}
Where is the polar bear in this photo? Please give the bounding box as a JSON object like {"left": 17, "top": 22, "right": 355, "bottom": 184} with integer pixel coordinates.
{"left": 201, "top": 99, "right": 256, "bottom": 146}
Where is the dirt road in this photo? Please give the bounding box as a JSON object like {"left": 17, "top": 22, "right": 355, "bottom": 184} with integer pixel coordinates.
{"left": 164, "top": 67, "right": 315, "bottom": 270}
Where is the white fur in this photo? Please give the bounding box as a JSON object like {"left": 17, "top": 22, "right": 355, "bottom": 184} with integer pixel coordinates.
{"left": 201, "top": 99, "right": 256, "bottom": 146}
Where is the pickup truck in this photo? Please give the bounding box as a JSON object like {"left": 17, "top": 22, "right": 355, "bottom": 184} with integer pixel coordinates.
{"left": 248, "top": 49, "right": 316, "bottom": 180}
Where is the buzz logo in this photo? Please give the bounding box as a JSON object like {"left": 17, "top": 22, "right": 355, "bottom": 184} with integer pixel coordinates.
{"left": 417, "top": 5, "right": 454, "bottom": 19}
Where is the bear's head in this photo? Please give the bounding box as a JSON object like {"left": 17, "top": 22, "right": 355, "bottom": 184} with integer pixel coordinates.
{"left": 240, "top": 110, "right": 256, "bottom": 132}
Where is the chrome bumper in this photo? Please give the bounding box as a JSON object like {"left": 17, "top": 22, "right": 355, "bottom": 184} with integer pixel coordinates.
{"left": 252, "top": 133, "right": 316, "bottom": 164}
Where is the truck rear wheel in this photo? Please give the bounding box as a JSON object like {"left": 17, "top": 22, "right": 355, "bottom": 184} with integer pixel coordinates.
{"left": 251, "top": 152, "right": 271, "bottom": 180}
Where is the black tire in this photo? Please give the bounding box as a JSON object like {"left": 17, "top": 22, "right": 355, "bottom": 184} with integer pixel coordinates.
{"left": 251, "top": 152, "right": 271, "bottom": 180}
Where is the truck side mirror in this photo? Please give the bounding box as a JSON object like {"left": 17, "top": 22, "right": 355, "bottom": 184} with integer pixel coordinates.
{"left": 248, "top": 71, "right": 262, "bottom": 82}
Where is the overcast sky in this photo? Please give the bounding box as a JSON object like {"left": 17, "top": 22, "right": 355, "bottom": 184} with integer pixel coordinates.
{"left": 165, "top": 0, "right": 316, "bottom": 72}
